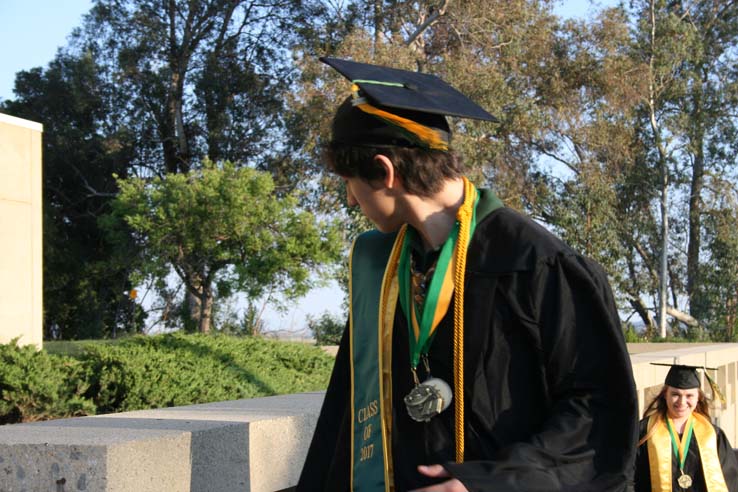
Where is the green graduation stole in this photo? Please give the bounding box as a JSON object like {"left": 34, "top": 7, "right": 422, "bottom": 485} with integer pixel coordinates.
{"left": 349, "top": 229, "right": 403, "bottom": 492}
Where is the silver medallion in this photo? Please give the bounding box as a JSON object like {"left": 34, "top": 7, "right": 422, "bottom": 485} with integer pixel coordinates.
{"left": 403, "top": 377, "right": 453, "bottom": 422}
{"left": 677, "top": 473, "right": 692, "bottom": 489}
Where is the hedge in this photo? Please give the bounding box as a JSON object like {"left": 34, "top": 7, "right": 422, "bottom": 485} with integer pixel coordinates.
{"left": 0, "top": 333, "right": 334, "bottom": 424}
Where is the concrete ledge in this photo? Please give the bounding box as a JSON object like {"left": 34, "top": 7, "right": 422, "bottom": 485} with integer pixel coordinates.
{"left": 4, "top": 345, "right": 738, "bottom": 491}
{"left": 0, "top": 392, "right": 325, "bottom": 492}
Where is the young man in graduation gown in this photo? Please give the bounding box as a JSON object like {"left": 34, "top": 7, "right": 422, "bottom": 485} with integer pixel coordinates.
{"left": 634, "top": 365, "right": 738, "bottom": 492}
{"left": 296, "top": 57, "right": 639, "bottom": 492}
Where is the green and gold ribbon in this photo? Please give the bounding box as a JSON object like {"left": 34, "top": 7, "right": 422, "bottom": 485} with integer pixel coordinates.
{"left": 396, "top": 185, "right": 478, "bottom": 371}
{"left": 666, "top": 416, "right": 694, "bottom": 475}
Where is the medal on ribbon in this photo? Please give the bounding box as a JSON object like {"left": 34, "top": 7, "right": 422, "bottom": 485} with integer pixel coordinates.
{"left": 667, "top": 416, "right": 694, "bottom": 489}
{"left": 677, "top": 473, "right": 693, "bottom": 489}
{"left": 398, "top": 180, "right": 478, "bottom": 423}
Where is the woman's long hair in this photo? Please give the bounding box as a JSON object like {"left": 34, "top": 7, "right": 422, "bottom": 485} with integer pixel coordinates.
{"left": 638, "top": 385, "right": 711, "bottom": 446}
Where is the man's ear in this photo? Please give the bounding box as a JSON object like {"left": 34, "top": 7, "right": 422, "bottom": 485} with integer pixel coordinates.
{"left": 373, "top": 154, "right": 397, "bottom": 189}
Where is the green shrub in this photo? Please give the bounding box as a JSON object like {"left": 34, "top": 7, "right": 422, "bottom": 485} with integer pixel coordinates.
{"left": 0, "top": 340, "right": 95, "bottom": 424}
{"left": 622, "top": 324, "right": 643, "bottom": 343}
{"left": 1, "top": 334, "right": 335, "bottom": 424}
{"left": 81, "top": 333, "right": 333, "bottom": 413}
{"left": 307, "top": 311, "right": 345, "bottom": 346}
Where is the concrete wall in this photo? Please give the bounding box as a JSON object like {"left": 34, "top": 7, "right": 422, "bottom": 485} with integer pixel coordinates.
{"left": 0, "top": 112, "right": 43, "bottom": 349}
{"left": 2, "top": 344, "right": 738, "bottom": 491}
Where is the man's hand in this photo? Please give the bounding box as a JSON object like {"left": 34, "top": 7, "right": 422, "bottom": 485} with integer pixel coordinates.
{"left": 408, "top": 464, "right": 469, "bottom": 492}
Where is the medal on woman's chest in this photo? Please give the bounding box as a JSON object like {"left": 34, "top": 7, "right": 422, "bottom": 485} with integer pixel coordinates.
{"left": 677, "top": 473, "right": 692, "bottom": 489}
{"left": 667, "top": 417, "right": 695, "bottom": 490}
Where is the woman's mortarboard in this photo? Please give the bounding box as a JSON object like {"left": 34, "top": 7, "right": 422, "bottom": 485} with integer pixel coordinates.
{"left": 651, "top": 363, "right": 726, "bottom": 406}
{"left": 320, "top": 57, "right": 497, "bottom": 150}
{"left": 662, "top": 364, "right": 702, "bottom": 389}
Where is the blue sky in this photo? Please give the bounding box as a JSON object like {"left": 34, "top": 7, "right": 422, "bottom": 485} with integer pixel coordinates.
{"left": 0, "top": 0, "right": 618, "bottom": 334}
{"left": 0, "top": 0, "right": 93, "bottom": 102}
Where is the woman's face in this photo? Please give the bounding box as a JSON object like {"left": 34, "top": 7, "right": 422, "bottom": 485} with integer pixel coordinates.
{"left": 665, "top": 385, "right": 700, "bottom": 420}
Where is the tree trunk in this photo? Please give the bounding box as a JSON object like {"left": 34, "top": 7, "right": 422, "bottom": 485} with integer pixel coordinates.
{"left": 373, "top": 0, "right": 383, "bottom": 50}
{"left": 629, "top": 296, "right": 656, "bottom": 335}
{"left": 665, "top": 306, "right": 699, "bottom": 327}
{"left": 727, "top": 293, "right": 737, "bottom": 340}
{"left": 198, "top": 288, "right": 213, "bottom": 333}
{"left": 649, "top": 0, "right": 669, "bottom": 338}
{"left": 166, "top": 0, "right": 190, "bottom": 173}
{"left": 187, "top": 290, "right": 201, "bottom": 332}
{"left": 686, "top": 69, "right": 706, "bottom": 316}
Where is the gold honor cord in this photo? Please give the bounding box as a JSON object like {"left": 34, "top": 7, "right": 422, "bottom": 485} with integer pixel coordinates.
{"left": 452, "top": 177, "right": 478, "bottom": 463}
{"left": 349, "top": 82, "right": 449, "bottom": 151}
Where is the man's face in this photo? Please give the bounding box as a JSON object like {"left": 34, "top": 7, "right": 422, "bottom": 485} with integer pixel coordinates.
{"left": 343, "top": 175, "right": 403, "bottom": 233}
{"left": 665, "top": 385, "right": 699, "bottom": 420}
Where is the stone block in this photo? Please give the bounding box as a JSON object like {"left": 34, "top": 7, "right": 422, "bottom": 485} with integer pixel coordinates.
{"left": 0, "top": 392, "right": 325, "bottom": 492}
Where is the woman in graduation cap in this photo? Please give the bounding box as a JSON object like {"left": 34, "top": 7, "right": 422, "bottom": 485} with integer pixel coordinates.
{"left": 634, "top": 364, "right": 738, "bottom": 492}
{"left": 297, "top": 57, "right": 639, "bottom": 492}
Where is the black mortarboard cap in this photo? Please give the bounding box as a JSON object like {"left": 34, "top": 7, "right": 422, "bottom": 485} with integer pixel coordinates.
{"left": 665, "top": 365, "right": 701, "bottom": 389}
{"left": 321, "top": 57, "right": 497, "bottom": 121}
{"left": 652, "top": 363, "right": 726, "bottom": 405}
{"left": 320, "top": 57, "right": 497, "bottom": 149}
{"left": 652, "top": 363, "right": 714, "bottom": 389}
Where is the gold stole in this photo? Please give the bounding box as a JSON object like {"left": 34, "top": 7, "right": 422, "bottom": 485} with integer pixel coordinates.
{"left": 646, "top": 413, "right": 728, "bottom": 492}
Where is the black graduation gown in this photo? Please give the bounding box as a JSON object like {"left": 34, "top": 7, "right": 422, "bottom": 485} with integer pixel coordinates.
{"left": 634, "top": 417, "right": 738, "bottom": 492}
{"left": 296, "top": 203, "right": 639, "bottom": 492}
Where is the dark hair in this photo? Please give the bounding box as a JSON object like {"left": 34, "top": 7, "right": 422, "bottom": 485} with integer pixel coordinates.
{"left": 323, "top": 143, "right": 463, "bottom": 197}
{"left": 638, "top": 385, "right": 711, "bottom": 446}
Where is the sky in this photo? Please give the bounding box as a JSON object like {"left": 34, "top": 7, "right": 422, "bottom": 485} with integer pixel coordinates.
{"left": 0, "top": 0, "right": 93, "bottom": 102}
{"left": 0, "top": 0, "right": 618, "bottom": 334}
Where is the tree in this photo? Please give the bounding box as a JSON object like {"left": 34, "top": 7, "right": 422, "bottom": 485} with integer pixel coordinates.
{"left": 75, "top": 0, "right": 330, "bottom": 329}
{"left": 104, "top": 161, "right": 342, "bottom": 333}
{"left": 669, "top": 1, "right": 738, "bottom": 323}
{"left": 308, "top": 311, "right": 345, "bottom": 345}
{"left": 75, "top": 0, "right": 318, "bottom": 175}
{"left": 4, "top": 0, "right": 333, "bottom": 336}
{"left": 623, "top": 0, "right": 738, "bottom": 337}
{"left": 2, "top": 52, "right": 140, "bottom": 339}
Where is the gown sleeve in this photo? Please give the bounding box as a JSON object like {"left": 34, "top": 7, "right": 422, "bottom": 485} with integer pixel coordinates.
{"left": 295, "top": 324, "right": 351, "bottom": 492}
{"left": 717, "top": 426, "right": 738, "bottom": 490}
{"left": 633, "top": 419, "right": 651, "bottom": 492}
{"left": 444, "top": 253, "right": 639, "bottom": 492}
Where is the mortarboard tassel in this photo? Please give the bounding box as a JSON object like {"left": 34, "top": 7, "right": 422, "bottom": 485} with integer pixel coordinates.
{"left": 704, "top": 370, "right": 726, "bottom": 407}
{"left": 350, "top": 83, "right": 449, "bottom": 151}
